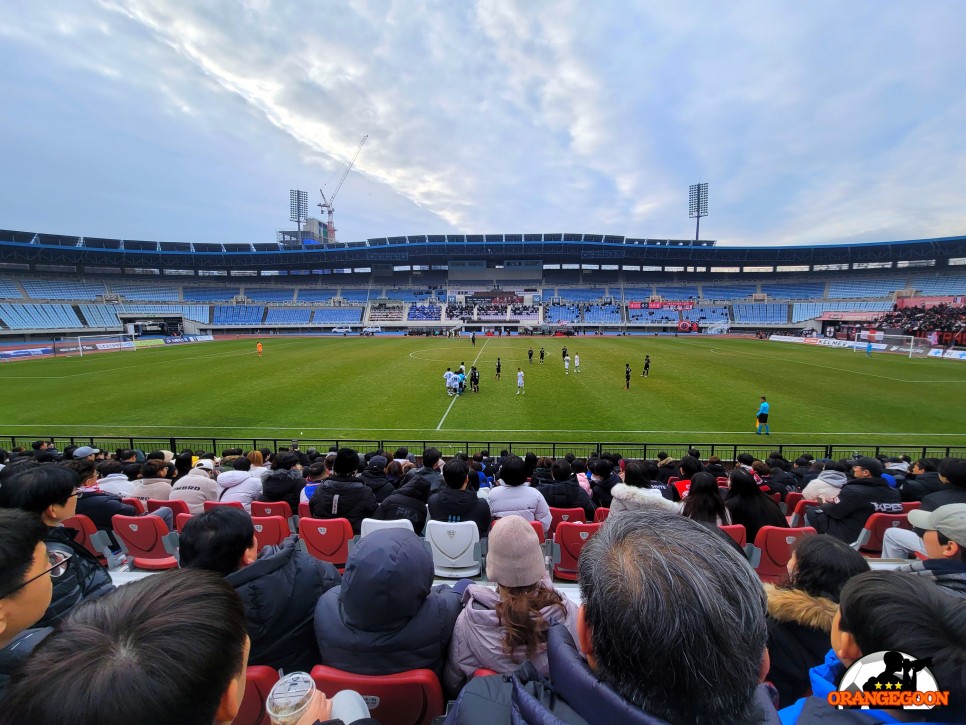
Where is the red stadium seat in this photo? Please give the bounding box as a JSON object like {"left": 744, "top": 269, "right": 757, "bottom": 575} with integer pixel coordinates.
{"left": 901, "top": 502, "right": 922, "bottom": 513}
{"left": 111, "top": 514, "right": 179, "bottom": 570}
{"left": 472, "top": 669, "right": 499, "bottom": 678}
{"left": 767, "top": 492, "right": 782, "bottom": 504}
{"left": 252, "top": 501, "right": 293, "bottom": 519}
{"left": 122, "top": 497, "right": 145, "bottom": 515}
{"left": 252, "top": 515, "right": 290, "bottom": 548}
{"left": 553, "top": 522, "right": 602, "bottom": 581}
{"left": 232, "top": 665, "right": 278, "bottom": 725}
{"left": 298, "top": 517, "right": 353, "bottom": 570}
{"left": 853, "top": 513, "right": 912, "bottom": 556}
{"left": 716, "top": 476, "right": 729, "bottom": 486}
{"left": 529, "top": 520, "right": 546, "bottom": 543}
{"left": 298, "top": 501, "right": 311, "bottom": 519}
{"left": 548, "top": 507, "right": 585, "bottom": 536}
{"left": 783, "top": 492, "right": 804, "bottom": 517}
{"left": 751, "top": 526, "right": 816, "bottom": 583}
{"left": 593, "top": 507, "right": 610, "bottom": 523}
{"left": 204, "top": 500, "right": 246, "bottom": 512}
{"left": 148, "top": 498, "right": 191, "bottom": 518}
{"left": 62, "top": 514, "right": 113, "bottom": 565}
{"left": 310, "top": 666, "right": 444, "bottom": 725}
{"left": 175, "top": 513, "right": 194, "bottom": 531}
{"left": 788, "top": 498, "right": 816, "bottom": 527}
{"left": 719, "top": 524, "right": 748, "bottom": 549}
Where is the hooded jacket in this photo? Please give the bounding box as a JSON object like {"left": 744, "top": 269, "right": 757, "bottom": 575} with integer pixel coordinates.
{"left": 801, "top": 471, "right": 848, "bottom": 503}
{"left": 487, "top": 484, "right": 552, "bottom": 531}
{"left": 609, "top": 484, "right": 681, "bottom": 515}
{"left": 170, "top": 468, "right": 221, "bottom": 514}
{"left": 96, "top": 473, "right": 135, "bottom": 497}
{"left": 361, "top": 466, "right": 395, "bottom": 503}
{"left": 590, "top": 472, "right": 623, "bottom": 508}
{"left": 807, "top": 477, "right": 902, "bottom": 544}
{"left": 314, "top": 528, "right": 462, "bottom": 680}
{"left": 428, "top": 487, "right": 492, "bottom": 538}
{"left": 898, "top": 559, "right": 966, "bottom": 599}
{"left": 130, "top": 476, "right": 172, "bottom": 506}
{"left": 444, "top": 581, "right": 580, "bottom": 693}
{"left": 75, "top": 490, "right": 137, "bottom": 530}
{"left": 764, "top": 585, "right": 838, "bottom": 708}
{"left": 226, "top": 536, "right": 341, "bottom": 673}
{"left": 40, "top": 525, "right": 116, "bottom": 628}
{"left": 262, "top": 468, "right": 306, "bottom": 513}
{"left": 373, "top": 476, "right": 431, "bottom": 534}
{"left": 215, "top": 470, "right": 263, "bottom": 512}
{"left": 899, "top": 471, "right": 943, "bottom": 502}
{"left": 535, "top": 478, "right": 596, "bottom": 520}
{"left": 445, "top": 624, "right": 782, "bottom": 725}
{"left": 401, "top": 465, "right": 444, "bottom": 493}
{"left": 310, "top": 474, "right": 378, "bottom": 535}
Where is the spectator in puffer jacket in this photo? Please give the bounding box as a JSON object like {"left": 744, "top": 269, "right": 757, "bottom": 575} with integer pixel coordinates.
{"left": 609, "top": 461, "right": 679, "bottom": 514}
{"left": 428, "top": 459, "right": 492, "bottom": 538}
{"left": 805, "top": 457, "right": 902, "bottom": 544}
{"left": 169, "top": 459, "right": 220, "bottom": 514}
{"left": 62, "top": 459, "right": 137, "bottom": 533}
{"left": 314, "top": 528, "right": 463, "bottom": 682}
{"left": 535, "top": 459, "right": 596, "bottom": 521}
{"left": 372, "top": 470, "right": 431, "bottom": 534}
{"left": 94, "top": 459, "right": 135, "bottom": 496}
{"left": 589, "top": 458, "right": 623, "bottom": 507}
{"left": 130, "top": 459, "right": 173, "bottom": 507}
{"left": 899, "top": 458, "right": 943, "bottom": 502}
{"left": 179, "top": 507, "right": 340, "bottom": 673}
{"left": 310, "top": 448, "right": 377, "bottom": 535}
{"left": 487, "top": 455, "right": 551, "bottom": 531}
{"left": 0, "top": 464, "right": 114, "bottom": 628}
{"left": 444, "top": 515, "right": 579, "bottom": 693}
{"left": 398, "top": 447, "right": 444, "bottom": 492}
{"left": 245, "top": 449, "right": 271, "bottom": 482}
{"left": 801, "top": 461, "right": 848, "bottom": 503}
{"left": 215, "top": 457, "right": 263, "bottom": 512}
{"left": 360, "top": 455, "right": 395, "bottom": 503}
{"left": 261, "top": 451, "right": 305, "bottom": 513}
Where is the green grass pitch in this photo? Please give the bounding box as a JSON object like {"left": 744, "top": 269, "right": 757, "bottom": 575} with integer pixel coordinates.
{"left": 1, "top": 336, "right": 964, "bottom": 451}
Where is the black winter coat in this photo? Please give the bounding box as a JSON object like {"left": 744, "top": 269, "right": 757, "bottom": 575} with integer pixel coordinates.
{"left": 314, "top": 527, "right": 462, "bottom": 681}
{"left": 373, "top": 476, "right": 431, "bottom": 534}
{"left": 591, "top": 473, "right": 622, "bottom": 508}
{"left": 261, "top": 468, "right": 306, "bottom": 513}
{"left": 806, "top": 476, "right": 902, "bottom": 544}
{"left": 76, "top": 491, "right": 137, "bottom": 530}
{"left": 361, "top": 468, "right": 395, "bottom": 502}
{"left": 310, "top": 475, "right": 378, "bottom": 535}
{"left": 428, "top": 487, "right": 492, "bottom": 538}
{"left": 764, "top": 586, "right": 838, "bottom": 708}
{"left": 900, "top": 471, "right": 943, "bottom": 502}
{"left": 535, "top": 478, "right": 596, "bottom": 520}
{"left": 920, "top": 484, "right": 966, "bottom": 511}
{"left": 40, "top": 525, "right": 116, "bottom": 628}
{"left": 226, "top": 536, "right": 340, "bottom": 673}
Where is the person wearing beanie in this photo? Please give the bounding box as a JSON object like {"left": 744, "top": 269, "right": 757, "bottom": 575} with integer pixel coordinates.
{"left": 805, "top": 457, "right": 902, "bottom": 544}
{"left": 360, "top": 455, "right": 394, "bottom": 503}
{"left": 443, "top": 515, "right": 579, "bottom": 693}
{"left": 800, "top": 461, "right": 849, "bottom": 503}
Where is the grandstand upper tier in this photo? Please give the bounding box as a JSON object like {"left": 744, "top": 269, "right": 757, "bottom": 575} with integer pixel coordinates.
{"left": 0, "top": 228, "right": 963, "bottom": 337}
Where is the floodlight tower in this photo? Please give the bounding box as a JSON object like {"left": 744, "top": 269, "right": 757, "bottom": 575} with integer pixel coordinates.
{"left": 689, "top": 182, "right": 708, "bottom": 245}
{"left": 289, "top": 189, "right": 308, "bottom": 242}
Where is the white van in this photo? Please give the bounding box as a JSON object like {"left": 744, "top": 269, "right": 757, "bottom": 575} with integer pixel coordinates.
{"left": 331, "top": 327, "right": 353, "bottom": 334}
{"left": 362, "top": 326, "right": 382, "bottom": 335}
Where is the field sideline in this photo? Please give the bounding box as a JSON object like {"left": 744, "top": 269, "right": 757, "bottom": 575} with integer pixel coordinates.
{"left": 0, "top": 336, "right": 964, "bottom": 447}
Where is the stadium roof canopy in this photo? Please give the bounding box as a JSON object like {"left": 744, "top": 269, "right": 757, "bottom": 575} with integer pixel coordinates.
{"left": 0, "top": 228, "right": 964, "bottom": 275}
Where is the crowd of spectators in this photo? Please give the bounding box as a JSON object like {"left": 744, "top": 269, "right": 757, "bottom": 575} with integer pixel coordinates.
{"left": 875, "top": 303, "right": 966, "bottom": 334}
{"left": 1, "top": 441, "right": 965, "bottom": 723}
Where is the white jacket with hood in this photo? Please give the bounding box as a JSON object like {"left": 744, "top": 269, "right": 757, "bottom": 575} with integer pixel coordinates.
{"left": 216, "top": 470, "right": 263, "bottom": 512}
{"left": 801, "top": 470, "right": 848, "bottom": 503}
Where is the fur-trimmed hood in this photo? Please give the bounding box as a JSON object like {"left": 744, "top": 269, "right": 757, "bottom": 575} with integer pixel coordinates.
{"left": 609, "top": 483, "right": 680, "bottom": 513}
{"left": 765, "top": 585, "right": 837, "bottom": 631}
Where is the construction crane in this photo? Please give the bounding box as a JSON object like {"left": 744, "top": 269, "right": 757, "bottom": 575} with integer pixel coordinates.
{"left": 318, "top": 134, "right": 367, "bottom": 244}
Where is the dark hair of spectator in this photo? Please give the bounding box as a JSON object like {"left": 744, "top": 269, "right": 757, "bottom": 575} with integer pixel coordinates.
{"left": 179, "top": 508, "right": 256, "bottom": 577}
{"left": 0, "top": 509, "right": 49, "bottom": 598}
{"left": 781, "top": 535, "right": 869, "bottom": 602}
{"left": 0, "top": 465, "right": 78, "bottom": 514}
{"left": 682, "top": 472, "right": 728, "bottom": 524}
{"left": 442, "top": 459, "right": 469, "bottom": 489}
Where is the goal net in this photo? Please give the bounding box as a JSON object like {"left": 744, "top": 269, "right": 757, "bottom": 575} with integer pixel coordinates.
{"left": 706, "top": 320, "right": 731, "bottom": 335}
{"left": 53, "top": 334, "right": 136, "bottom": 357}
{"left": 852, "top": 332, "right": 931, "bottom": 358}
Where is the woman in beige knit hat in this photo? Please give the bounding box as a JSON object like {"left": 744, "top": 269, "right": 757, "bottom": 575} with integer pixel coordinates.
{"left": 443, "top": 515, "right": 579, "bottom": 693}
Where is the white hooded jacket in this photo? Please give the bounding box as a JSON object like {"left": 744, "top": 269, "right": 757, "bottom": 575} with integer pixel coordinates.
{"left": 216, "top": 470, "right": 263, "bottom": 512}
{"left": 801, "top": 470, "right": 848, "bottom": 504}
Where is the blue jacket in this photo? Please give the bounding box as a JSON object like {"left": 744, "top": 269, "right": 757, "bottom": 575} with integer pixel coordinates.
{"left": 313, "top": 528, "right": 461, "bottom": 681}
{"left": 446, "top": 624, "right": 781, "bottom": 725}
{"left": 779, "top": 650, "right": 946, "bottom": 724}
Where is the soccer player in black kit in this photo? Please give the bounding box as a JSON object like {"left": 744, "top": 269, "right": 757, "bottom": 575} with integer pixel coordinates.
{"left": 495, "top": 357, "right": 501, "bottom": 379}
{"left": 625, "top": 363, "right": 631, "bottom": 390}
{"left": 470, "top": 365, "right": 480, "bottom": 393}
{"left": 642, "top": 355, "right": 650, "bottom": 377}
{"left": 528, "top": 347, "right": 534, "bottom": 364}
{"left": 539, "top": 347, "right": 545, "bottom": 364}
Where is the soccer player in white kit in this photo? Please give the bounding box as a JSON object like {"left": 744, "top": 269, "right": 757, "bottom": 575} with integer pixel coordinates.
{"left": 574, "top": 353, "right": 581, "bottom": 373}
{"left": 443, "top": 368, "right": 454, "bottom": 396}
{"left": 564, "top": 354, "right": 570, "bottom": 375}
{"left": 516, "top": 368, "right": 525, "bottom": 395}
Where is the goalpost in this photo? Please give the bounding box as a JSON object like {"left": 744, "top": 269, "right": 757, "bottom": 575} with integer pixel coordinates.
{"left": 852, "top": 331, "right": 931, "bottom": 358}
{"left": 53, "top": 333, "right": 137, "bottom": 357}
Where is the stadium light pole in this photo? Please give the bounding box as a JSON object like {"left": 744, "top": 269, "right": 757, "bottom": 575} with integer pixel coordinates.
{"left": 689, "top": 182, "right": 708, "bottom": 245}
{"left": 289, "top": 189, "right": 308, "bottom": 243}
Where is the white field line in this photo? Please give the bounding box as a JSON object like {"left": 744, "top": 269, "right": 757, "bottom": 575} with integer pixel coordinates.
{"left": 436, "top": 339, "right": 488, "bottom": 431}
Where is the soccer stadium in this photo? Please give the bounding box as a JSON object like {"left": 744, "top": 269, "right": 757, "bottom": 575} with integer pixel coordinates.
{"left": 3, "top": 3, "right": 966, "bottom": 724}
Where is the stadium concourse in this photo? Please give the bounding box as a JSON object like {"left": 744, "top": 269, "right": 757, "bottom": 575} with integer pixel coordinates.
{"left": 2, "top": 443, "right": 965, "bottom": 723}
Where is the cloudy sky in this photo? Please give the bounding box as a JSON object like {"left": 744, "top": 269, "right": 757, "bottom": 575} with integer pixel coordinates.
{"left": 1, "top": 1, "right": 964, "bottom": 247}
